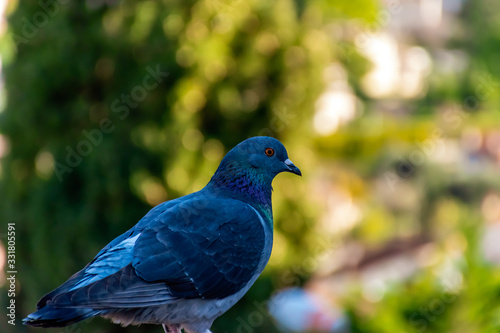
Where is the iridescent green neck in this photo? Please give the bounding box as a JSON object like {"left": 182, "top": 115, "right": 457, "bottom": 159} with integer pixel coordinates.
{"left": 206, "top": 161, "right": 273, "bottom": 228}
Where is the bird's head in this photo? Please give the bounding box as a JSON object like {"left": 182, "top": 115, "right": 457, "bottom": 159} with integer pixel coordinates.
{"left": 225, "top": 136, "right": 301, "bottom": 177}
{"left": 206, "top": 136, "right": 301, "bottom": 210}
{"left": 209, "top": 136, "right": 301, "bottom": 190}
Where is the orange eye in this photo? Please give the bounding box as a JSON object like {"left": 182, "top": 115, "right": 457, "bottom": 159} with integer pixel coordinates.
{"left": 265, "top": 148, "right": 274, "bottom": 156}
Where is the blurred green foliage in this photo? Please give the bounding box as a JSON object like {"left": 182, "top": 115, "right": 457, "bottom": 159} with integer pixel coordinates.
{"left": 2, "top": 0, "right": 500, "bottom": 333}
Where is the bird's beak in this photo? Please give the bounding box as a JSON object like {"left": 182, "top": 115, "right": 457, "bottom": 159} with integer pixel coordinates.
{"left": 284, "top": 159, "right": 302, "bottom": 176}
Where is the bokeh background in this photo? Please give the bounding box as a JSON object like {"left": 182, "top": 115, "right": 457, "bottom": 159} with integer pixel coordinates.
{"left": 1, "top": 0, "right": 500, "bottom": 332}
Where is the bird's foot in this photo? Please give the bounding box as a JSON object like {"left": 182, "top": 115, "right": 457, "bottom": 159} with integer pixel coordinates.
{"left": 162, "top": 324, "right": 182, "bottom": 333}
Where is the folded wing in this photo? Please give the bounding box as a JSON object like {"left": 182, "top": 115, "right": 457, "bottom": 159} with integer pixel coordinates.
{"left": 42, "top": 194, "right": 266, "bottom": 309}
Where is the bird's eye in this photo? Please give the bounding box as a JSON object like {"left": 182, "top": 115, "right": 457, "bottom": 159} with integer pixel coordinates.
{"left": 265, "top": 148, "right": 274, "bottom": 156}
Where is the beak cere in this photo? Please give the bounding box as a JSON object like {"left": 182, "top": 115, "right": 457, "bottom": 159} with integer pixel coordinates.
{"left": 284, "top": 159, "right": 302, "bottom": 176}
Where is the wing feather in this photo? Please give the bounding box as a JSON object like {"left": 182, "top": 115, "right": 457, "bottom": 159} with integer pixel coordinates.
{"left": 42, "top": 193, "right": 267, "bottom": 309}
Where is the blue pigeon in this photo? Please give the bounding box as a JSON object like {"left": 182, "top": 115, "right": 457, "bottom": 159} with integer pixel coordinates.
{"left": 24, "top": 136, "right": 301, "bottom": 333}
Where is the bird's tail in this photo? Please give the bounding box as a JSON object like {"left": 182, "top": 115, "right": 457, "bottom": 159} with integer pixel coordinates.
{"left": 23, "top": 305, "right": 101, "bottom": 328}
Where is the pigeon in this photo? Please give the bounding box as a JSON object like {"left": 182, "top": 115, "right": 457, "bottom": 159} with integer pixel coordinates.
{"left": 24, "top": 136, "right": 301, "bottom": 333}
